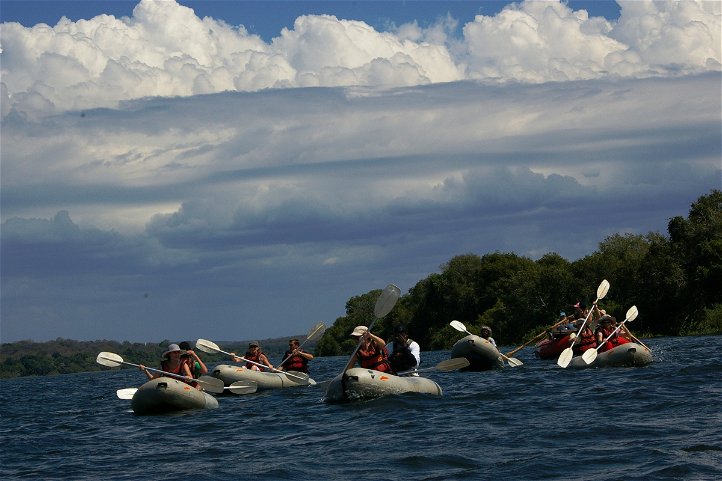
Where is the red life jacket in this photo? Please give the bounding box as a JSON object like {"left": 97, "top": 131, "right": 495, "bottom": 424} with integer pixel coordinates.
{"left": 282, "top": 351, "right": 309, "bottom": 373}
{"left": 596, "top": 326, "right": 619, "bottom": 352}
{"left": 358, "top": 344, "right": 393, "bottom": 373}
{"left": 244, "top": 350, "right": 267, "bottom": 370}
{"left": 161, "top": 359, "right": 197, "bottom": 387}
{"left": 573, "top": 328, "right": 597, "bottom": 354}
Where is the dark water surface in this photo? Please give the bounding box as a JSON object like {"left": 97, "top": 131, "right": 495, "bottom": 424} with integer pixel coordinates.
{"left": 2, "top": 335, "right": 721, "bottom": 480}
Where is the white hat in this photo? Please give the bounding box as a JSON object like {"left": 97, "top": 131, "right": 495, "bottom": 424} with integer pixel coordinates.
{"left": 351, "top": 325, "right": 368, "bottom": 337}
{"left": 163, "top": 343, "right": 181, "bottom": 357}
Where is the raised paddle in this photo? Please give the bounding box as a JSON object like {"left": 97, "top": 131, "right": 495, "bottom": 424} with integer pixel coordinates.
{"left": 449, "top": 320, "right": 523, "bottom": 367}
{"left": 341, "top": 283, "right": 401, "bottom": 372}
{"left": 95, "top": 352, "right": 225, "bottom": 394}
{"left": 277, "top": 321, "right": 327, "bottom": 368}
{"left": 557, "top": 279, "right": 610, "bottom": 368}
{"left": 195, "top": 338, "right": 311, "bottom": 384}
{"left": 115, "top": 380, "right": 257, "bottom": 399}
{"left": 505, "top": 315, "right": 574, "bottom": 357}
{"left": 582, "top": 305, "right": 639, "bottom": 364}
{"left": 396, "top": 357, "right": 470, "bottom": 376}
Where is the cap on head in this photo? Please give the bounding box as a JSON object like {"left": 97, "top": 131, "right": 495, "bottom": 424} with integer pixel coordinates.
{"left": 394, "top": 324, "right": 407, "bottom": 334}
{"left": 249, "top": 341, "right": 260, "bottom": 347}
{"left": 351, "top": 325, "right": 368, "bottom": 337}
{"left": 163, "top": 343, "right": 181, "bottom": 357}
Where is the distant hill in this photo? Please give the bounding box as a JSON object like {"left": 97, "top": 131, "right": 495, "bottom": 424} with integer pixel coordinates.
{"left": 0, "top": 336, "right": 317, "bottom": 379}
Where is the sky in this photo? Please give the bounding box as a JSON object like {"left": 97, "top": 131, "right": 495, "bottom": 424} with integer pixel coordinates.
{"left": 1, "top": 1, "right": 720, "bottom": 344}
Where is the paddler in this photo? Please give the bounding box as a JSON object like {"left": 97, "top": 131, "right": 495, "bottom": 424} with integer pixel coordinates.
{"left": 387, "top": 324, "right": 420, "bottom": 374}
{"left": 138, "top": 343, "right": 200, "bottom": 389}
{"left": 278, "top": 338, "right": 314, "bottom": 373}
{"left": 344, "top": 325, "right": 393, "bottom": 373}
{"left": 231, "top": 341, "right": 274, "bottom": 371}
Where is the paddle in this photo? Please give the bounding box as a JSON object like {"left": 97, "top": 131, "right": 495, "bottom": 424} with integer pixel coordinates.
{"left": 449, "top": 320, "right": 523, "bottom": 367}
{"left": 505, "top": 315, "right": 574, "bottom": 357}
{"left": 581, "top": 305, "right": 639, "bottom": 364}
{"left": 115, "top": 380, "right": 257, "bottom": 399}
{"left": 396, "top": 357, "right": 470, "bottom": 376}
{"left": 195, "top": 338, "right": 311, "bottom": 384}
{"left": 277, "top": 321, "right": 327, "bottom": 368}
{"left": 341, "top": 283, "right": 401, "bottom": 372}
{"left": 557, "top": 279, "right": 610, "bottom": 368}
{"left": 96, "top": 352, "right": 225, "bottom": 394}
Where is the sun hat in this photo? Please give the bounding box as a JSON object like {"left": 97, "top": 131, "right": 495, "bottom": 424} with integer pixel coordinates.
{"left": 163, "top": 343, "right": 181, "bottom": 357}
{"left": 351, "top": 325, "right": 368, "bottom": 337}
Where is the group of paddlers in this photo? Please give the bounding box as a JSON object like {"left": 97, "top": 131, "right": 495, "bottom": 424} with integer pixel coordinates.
{"left": 552, "top": 301, "right": 629, "bottom": 355}
{"left": 139, "top": 338, "right": 315, "bottom": 389}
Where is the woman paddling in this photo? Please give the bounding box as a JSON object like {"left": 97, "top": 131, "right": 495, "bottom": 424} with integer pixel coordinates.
{"left": 139, "top": 343, "right": 200, "bottom": 389}
{"left": 345, "top": 325, "right": 393, "bottom": 373}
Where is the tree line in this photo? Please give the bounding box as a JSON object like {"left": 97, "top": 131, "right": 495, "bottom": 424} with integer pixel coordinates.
{"left": 0, "top": 337, "right": 309, "bottom": 379}
{"left": 3, "top": 189, "right": 720, "bottom": 377}
{"left": 315, "top": 189, "right": 722, "bottom": 355}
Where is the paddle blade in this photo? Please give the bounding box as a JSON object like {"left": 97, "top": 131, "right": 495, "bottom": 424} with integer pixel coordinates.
{"left": 307, "top": 322, "right": 327, "bottom": 341}
{"left": 597, "top": 279, "right": 610, "bottom": 299}
{"left": 374, "top": 284, "right": 401, "bottom": 318}
{"left": 195, "top": 339, "right": 220, "bottom": 354}
{"left": 435, "top": 357, "right": 470, "bottom": 371}
{"left": 507, "top": 357, "right": 524, "bottom": 367}
{"left": 227, "top": 380, "right": 257, "bottom": 395}
{"left": 449, "top": 320, "right": 466, "bottom": 332}
{"left": 582, "top": 349, "right": 598, "bottom": 365}
{"left": 197, "top": 375, "right": 225, "bottom": 394}
{"left": 283, "top": 371, "right": 310, "bottom": 384}
{"left": 625, "top": 305, "right": 639, "bottom": 322}
{"left": 116, "top": 388, "right": 137, "bottom": 400}
{"left": 557, "top": 348, "right": 573, "bottom": 368}
{"left": 96, "top": 352, "right": 123, "bottom": 367}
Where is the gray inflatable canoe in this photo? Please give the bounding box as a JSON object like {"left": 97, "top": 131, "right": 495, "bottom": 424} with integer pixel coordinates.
{"left": 212, "top": 364, "right": 314, "bottom": 390}
{"left": 450, "top": 334, "right": 504, "bottom": 371}
{"left": 323, "top": 367, "right": 442, "bottom": 403}
{"left": 131, "top": 377, "right": 219, "bottom": 415}
{"left": 568, "top": 342, "right": 653, "bottom": 369}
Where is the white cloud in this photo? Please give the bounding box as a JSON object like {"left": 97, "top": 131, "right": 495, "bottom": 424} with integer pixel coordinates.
{"left": 1, "top": 0, "right": 719, "bottom": 118}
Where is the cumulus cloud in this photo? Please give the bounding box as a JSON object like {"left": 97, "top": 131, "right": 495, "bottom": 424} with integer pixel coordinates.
{"left": 1, "top": 0, "right": 720, "bottom": 117}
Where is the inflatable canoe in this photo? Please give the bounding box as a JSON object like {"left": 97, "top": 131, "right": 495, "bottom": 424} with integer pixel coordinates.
{"left": 131, "top": 377, "right": 219, "bottom": 415}
{"left": 535, "top": 330, "right": 576, "bottom": 359}
{"left": 450, "top": 334, "right": 504, "bottom": 371}
{"left": 212, "top": 364, "right": 314, "bottom": 390}
{"left": 323, "top": 368, "right": 442, "bottom": 403}
{"left": 567, "top": 342, "right": 652, "bottom": 369}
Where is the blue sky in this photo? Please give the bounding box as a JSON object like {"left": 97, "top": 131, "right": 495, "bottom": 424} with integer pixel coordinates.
{"left": 1, "top": 0, "right": 720, "bottom": 343}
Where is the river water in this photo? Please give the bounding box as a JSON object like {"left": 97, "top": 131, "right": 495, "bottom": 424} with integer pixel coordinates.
{"left": 2, "top": 335, "right": 721, "bottom": 480}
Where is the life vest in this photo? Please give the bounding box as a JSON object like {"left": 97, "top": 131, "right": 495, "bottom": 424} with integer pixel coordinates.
{"left": 573, "top": 328, "right": 597, "bottom": 354}
{"left": 358, "top": 344, "right": 393, "bottom": 373}
{"left": 161, "top": 359, "right": 197, "bottom": 387}
{"left": 244, "top": 350, "right": 267, "bottom": 370}
{"left": 596, "top": 325, "right": 619, "bottom": 352}
{"left": 282, "top": 351, "right": 309, "bottom": 373}
{"left": 389, "top": 339, "right": 417, "bottom": 373}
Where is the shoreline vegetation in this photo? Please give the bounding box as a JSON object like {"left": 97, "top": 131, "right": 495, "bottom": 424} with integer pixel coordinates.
{"left": 2, "top": 189, "right": 720, "bottom": 379}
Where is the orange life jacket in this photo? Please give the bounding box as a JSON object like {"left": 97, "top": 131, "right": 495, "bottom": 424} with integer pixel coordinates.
{"left": 358, "top": 344, "right": 393, "bottom": 373}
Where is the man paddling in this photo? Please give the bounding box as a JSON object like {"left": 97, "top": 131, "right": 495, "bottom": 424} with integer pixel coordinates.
{"left": 387, "top": 325, "right": 420, "bottom": 374}
{"left": 278, "top": 338, "right": 314, "bottom": 374}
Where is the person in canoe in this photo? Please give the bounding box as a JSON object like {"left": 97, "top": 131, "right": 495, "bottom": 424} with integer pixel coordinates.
{"left": 345, "top": 325, "right": 393, "bottom": 373}
{"left": 480, "top": 326, "right": 496, "bottom": 347}
{"left": 595, "top": 315, "right": 620, "bottom": 352}
{"left": 278, "top": 338, "right": 314, "bottom": 373}
{"left": 571, "top": 318, "right": 597, "bottom": 356}
{"left": 139, "top": 343, "right": 200, "bottom": 389}
{"left": 387, "top": 324, "right": 420, "bottom": 374}
{"left": 231, "top": 341, "right": 274, "bottom": 371}
{"left": 179, "top": 341, "right": 208, "bottom": 379}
